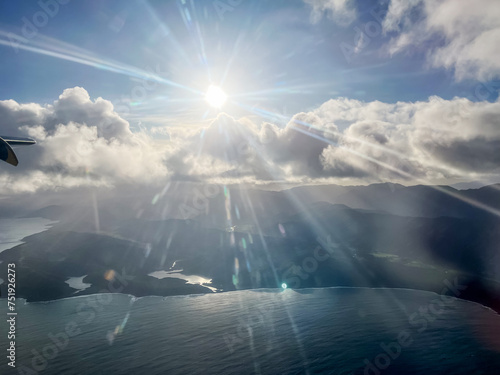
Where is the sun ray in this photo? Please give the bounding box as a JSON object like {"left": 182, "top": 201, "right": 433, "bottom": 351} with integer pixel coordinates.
{"left": 0, "top": 30, "right": 202, "bottom": 96}
{"left": 233, "top": 101, "right": 500, "bottom": 218}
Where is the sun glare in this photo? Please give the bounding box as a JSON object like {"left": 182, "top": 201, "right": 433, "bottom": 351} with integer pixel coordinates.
{"left": 205, "top": 85, "right": 227, "bottom": 108}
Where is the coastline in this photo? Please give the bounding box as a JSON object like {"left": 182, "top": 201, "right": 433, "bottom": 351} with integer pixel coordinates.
{"left": 2, "top": 284, "right": 499, "bottom": 316}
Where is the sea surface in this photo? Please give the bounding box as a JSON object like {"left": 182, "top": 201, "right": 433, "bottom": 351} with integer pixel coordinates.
{"left": 0, "top": 217, "right": 56, "bottom": 253}
{"left": 1, "top": 288, "right": 500, "bottom": 374}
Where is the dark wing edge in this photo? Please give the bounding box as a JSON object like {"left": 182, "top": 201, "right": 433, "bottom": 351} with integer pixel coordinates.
{"left": 0, "top": 136, "right": 20, "bottom": 166}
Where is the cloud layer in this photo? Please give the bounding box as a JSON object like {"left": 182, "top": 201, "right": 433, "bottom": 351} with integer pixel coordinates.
{"left": 1, "top": 87, "right": 500, "bottom": 193}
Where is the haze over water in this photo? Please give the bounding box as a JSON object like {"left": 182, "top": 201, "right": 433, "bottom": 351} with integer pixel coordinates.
{"left": 0, "top": 218, "right": 55, "bottom": 253}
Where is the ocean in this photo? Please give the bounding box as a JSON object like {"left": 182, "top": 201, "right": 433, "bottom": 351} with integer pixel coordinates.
{"left": 1, "top": 287, "right": 499, "bottom": 374}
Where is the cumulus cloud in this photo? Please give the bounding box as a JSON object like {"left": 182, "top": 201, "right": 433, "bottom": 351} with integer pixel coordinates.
{"left": 304, "top": 0, "right": 356, "bottom": 25}
{"left": 383, "top": 0, "right": 500, "bottom": 81}
{"left": 0, "top": 87, "right": 168, "bottom": 193}
{"left": 259, "top": 112, "right": 339, "bottom": 178}
{"left": 178, "top": 112, "right": 341, "bottom": 182}
{"left": 188, "top": 96, "right": 500, "bottom": 184}
{"left": 0, "top": 87, "right": 131, "bottom": 140}
{"left": 312, "top": 96, "right": 500, "bottom": 181}
{"left": 1, "top": 86, "right": 500, "bottom": 193}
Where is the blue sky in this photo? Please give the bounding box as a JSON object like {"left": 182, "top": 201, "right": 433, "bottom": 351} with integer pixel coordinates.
{"left": 0, "top": 0, "right": 494, "bottom": 125}
{"left": 1, "top": 0, "right": 500, "bottom": 192}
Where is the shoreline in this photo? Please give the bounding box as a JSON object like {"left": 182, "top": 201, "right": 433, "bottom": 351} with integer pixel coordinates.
{"left": 2, "top": 284, "right": 499, "bottom": 315}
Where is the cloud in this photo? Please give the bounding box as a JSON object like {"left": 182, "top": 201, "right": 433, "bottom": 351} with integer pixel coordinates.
{"left": 259, "top": 112, "right": 339, "bottom": 178}
{"left": 188, "top": 96, "right": 500, "bottom": 185}
{"left": 0, "top": 87, "right": 131, "bottom": 141}
{"left": 1, "top": 87, "right": 500, "bottom": 193}
{"left": 383, "top": 0, "right": 500, "bottom": 81}
{"left": 180, "top": 112, "right": 341, "bottom": 182}
{"left": 304, "top": 0, "right": 356, "bottom": 25}
{"left": 313, "top": 96, "right": 500, "bottom": 181}
{"left": 0, "top": 87, "right": 168, "bottom": 193}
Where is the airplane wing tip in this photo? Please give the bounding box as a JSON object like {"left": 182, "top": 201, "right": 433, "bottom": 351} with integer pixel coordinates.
{"left": 0, "top": 136, "right": 20, "bottom": 166}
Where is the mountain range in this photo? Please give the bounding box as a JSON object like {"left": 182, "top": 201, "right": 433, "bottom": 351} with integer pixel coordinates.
{"left": 1, "top": 183, "right": 499, "bottom": 313}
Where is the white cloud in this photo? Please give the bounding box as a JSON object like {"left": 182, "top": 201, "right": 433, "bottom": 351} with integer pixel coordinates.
{"left": 1, "top": 87, "right": 500, "bottom": 193}
{"left": 0, "top": 87, "right": 169, "bottom": 193}
{"left": 313, "top": 96, "right": 500, "bottom": 181}
{"left": 175, "top": 96, "right": 500, "bottom": 184}
{"left": 304, "top": 0, "right": 357, "bottom": 25}
{"left": 0, "top": 87, "right": 131, "bottom": 140}
{"left": 179, "top": 112, "right": 341, "bottom": 182}
{"left": 384, "top": 0, "right": 500, "bottom": 81}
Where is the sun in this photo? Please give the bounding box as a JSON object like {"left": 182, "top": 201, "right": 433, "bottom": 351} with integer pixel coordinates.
{"left": 205, "top": 85, "right": 227, "bottom": 108}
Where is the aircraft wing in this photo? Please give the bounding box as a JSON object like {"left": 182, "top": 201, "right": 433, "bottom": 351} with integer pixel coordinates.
{"left": 0, "top": 136, "right": 36, "bottom": 166}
